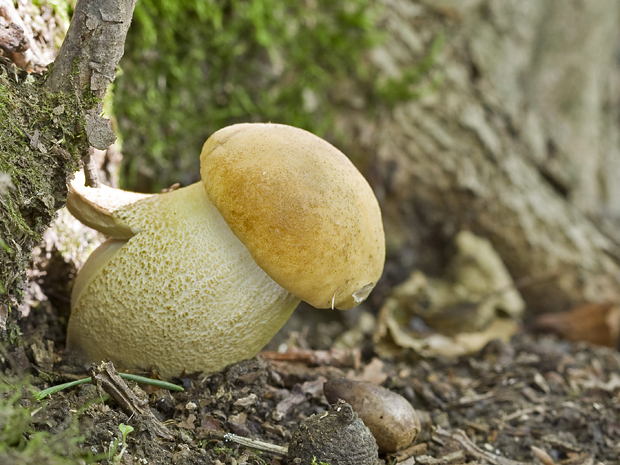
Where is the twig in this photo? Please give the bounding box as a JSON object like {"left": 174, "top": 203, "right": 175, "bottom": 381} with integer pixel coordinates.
{"left": 453, "top": 391, "right": 495, "bottom": 406}
{"left": 432, "top": 427, "right": 532, "bottom": 465}
{"left": 501, "top": 406, "right": 547, "bottom": 423}
{"left": 224, "top": 432, "right": 288, "bottom": 457}
{"left": 90, "top": 361, "right": 173, "bottom": 439}
{"left": 45, "top": 0, "right": 136, "bottom": 98}
{"left": 82, "top": 146, "right": 101, "bottom": 187}
{"left": 45, "top": 0, "right": 137, "bottom": 151}
{"left": 44, "top": 0, "right": 136, "bottom": 187}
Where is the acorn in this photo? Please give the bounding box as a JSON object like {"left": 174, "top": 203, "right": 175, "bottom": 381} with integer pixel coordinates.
{"left": 324, "top": 378, "right": 421, "bottom": 453}
{"left": 288, "top": 400, "right": 378, "bottom": 465}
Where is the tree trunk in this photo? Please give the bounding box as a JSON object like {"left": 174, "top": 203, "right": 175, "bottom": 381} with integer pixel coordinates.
{"left": 0, "top": 0, "right": 136, "bottom": 340}
{"left": 341, "top": 0, "right": 620, "bottom": 313}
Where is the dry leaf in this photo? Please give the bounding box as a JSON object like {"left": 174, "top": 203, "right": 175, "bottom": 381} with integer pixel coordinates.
{"left": 390, "top": 232, "right": 524, "bottom": 335}
{"left": 273, "top": 377, "right": 327, "bottom": 420}
{"left": 533, "top": 303, "right": 620, "bottom": 347}
{"left": 350, "top": 357, "right": 388, "bottom": 385}
{"left": 374, "top": 295, "right": 518, "bottom": 358}
{"left": 374, "top": 231, "right": 523, "bottom": 359}
{"left": 177, "top": 413, "right": 196, "bottom": 430}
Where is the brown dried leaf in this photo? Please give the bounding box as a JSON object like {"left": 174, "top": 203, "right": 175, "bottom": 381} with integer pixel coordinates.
{"left": 177, "top": 413, "right": 196, "bottom": 430}
{"left": 350, "top": 357, "right": 388, "bottom": 385}
{"left": 533, "top": 303, "right": 620, "bottom": 347}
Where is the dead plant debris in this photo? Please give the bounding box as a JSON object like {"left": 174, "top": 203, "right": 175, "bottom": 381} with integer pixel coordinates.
{"left": 6, "top": 313, "right": 620, "bottom": 465}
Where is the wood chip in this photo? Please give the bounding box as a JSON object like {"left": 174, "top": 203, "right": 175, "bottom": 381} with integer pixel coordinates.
{"left": 531, "top": 446, "right": 555, "bottom": 465}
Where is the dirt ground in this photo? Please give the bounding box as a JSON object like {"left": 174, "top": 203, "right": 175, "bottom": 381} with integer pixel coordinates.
{"left": 3, "top": 290, "right": 618, "bottom": 465}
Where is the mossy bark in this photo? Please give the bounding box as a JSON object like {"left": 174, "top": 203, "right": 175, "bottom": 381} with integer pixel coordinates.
{"left": 0, "top": 62, "right": 84, "bottom": 336}
{"left": 0, "top": 0, "right": 137, "bottom": 343}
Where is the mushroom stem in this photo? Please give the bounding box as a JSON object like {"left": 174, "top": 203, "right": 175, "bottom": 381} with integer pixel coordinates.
{"left": 70, "top": 238, "right": 127, "bottom": 310}
{"left": 68, "top": 182, "right": 300, "bottom": 378}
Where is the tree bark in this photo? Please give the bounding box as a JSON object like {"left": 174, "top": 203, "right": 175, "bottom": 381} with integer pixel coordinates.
{"left": 342, "top": 0, "right": 620, "bottom": 313}
{"left": 0, "top": 0, "right": 136, "bottom": 337}
{"left": 45, "top": 0, "right": 136, "bottom": 152}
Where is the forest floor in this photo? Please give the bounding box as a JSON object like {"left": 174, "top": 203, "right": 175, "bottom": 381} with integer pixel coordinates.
{"left": 3, "top": 2, "right": 620, "bottom": 462}
{"left": 3, "top": 294, "right": 620, "bottom": 465}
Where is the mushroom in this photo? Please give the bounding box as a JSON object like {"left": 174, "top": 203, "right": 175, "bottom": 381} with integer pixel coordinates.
{"left": 66, "top": 123, "right": 385, "bottom": 379}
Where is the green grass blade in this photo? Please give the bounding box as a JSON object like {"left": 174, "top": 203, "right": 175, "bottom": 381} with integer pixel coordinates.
{"left": 35, "top": 372, "right": 184, "bottom": 400}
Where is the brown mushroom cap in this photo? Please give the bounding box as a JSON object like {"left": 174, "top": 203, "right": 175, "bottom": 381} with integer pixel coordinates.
{"left": 200, "top": 123, "right": 385, "bottom": 310}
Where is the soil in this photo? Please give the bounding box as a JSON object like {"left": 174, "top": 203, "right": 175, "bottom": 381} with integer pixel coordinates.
{"left": 6, "top": 292, "right": 620, "bottom": 465}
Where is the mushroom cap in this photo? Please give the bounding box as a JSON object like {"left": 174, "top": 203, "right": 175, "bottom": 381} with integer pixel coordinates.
{"left": 200, "top": 123, "right": 385, "bottom": 310}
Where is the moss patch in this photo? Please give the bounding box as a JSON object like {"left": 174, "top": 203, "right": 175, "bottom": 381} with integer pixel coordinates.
{"left": 0, "top": 377, "right": 90, "bottom": 464}
{"left": 0, "top": 61, "right": 85, "bottom": 312}
{"left": 115, "top": 0, "right": 384, "bottom": 191}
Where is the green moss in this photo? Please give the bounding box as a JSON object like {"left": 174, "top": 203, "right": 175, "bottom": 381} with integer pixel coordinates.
{"left": 115, "top": 0, "right": 386, "bottom": 191}
{"left": 0, "top": 62, "right": 85, "bottom": 309}
{"left": 0, "top": 377, "right": 89, "bottom": 464}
